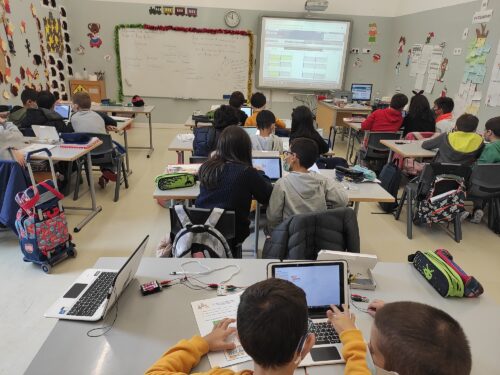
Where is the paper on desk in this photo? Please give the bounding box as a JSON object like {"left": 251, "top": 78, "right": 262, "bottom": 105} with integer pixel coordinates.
{"left": 191, "top": 294, "right": 251, "bottom": 368}
{"left": 22, "top": 144, "right": 56, "bottom": 153}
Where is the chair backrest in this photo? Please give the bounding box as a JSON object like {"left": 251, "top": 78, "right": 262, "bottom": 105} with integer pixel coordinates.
{"left": 82, "top": 132, "right": 114, "bottom": 164}
{"left": 365, "top": 132, "right": 402, "bottom": 158}
{"left": 417, "top": 163, "right": 471, "bottom": 199}
{"left": 469, "top": 164, "right": 500, "bottom": 197}
{"left": 169, "top": 206, "right": 235, "bottom": 241}
{"left": 189, "top": 156, "right": 208, "bottom": 164}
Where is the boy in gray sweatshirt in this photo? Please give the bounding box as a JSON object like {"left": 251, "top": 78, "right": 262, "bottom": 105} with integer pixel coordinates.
{"left": 266, "top": 137, "right": 348, "bottom": 232}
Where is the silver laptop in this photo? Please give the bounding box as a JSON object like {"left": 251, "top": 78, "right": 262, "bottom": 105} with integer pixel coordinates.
{"left": 32, "top": 125, "right": 60, "bottom": 143}
{"left": 252, "top": 156, "right": 282, "bottom": 182}
{"left": 45, "top": 236, "right": 148, "bottom": 321}
{"left": 54, "top": 103, "right": 72, "bottom": 120}
{"left": 267, "top": 260, "right": 349, "bottom": 366}
{"left": 243, "top": 126, "right": 258, "bottom": 137}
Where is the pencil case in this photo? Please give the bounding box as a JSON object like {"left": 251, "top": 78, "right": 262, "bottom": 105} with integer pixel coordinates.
{"left": 155, "top": 173, "right": 195, "bottom": 191}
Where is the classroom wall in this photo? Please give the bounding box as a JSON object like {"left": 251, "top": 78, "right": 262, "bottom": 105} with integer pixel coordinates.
{"left": 66, "top": 1, "right": 395, "bottom": 124}
{"left": 385, "top": 0, "right": 499, "bottom": 128}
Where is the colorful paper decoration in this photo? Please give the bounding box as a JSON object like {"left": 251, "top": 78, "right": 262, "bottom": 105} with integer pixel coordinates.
{"left": 187, "top": 8, "right": 198, "bottom": 17}
{"left": 20, "top": 20, "right": 26, "bottom": 34}
{"left": 406, "top": 49, "right": 412, "bottom": 67}
{"left": 425, "top": 32, "right": 435, "bottom": 44}
{"left": 398, "top": 36, "right": 406, "bottom": 55}
{"left": 368, "top": 23, "right": 377, "bottom": 43}
{"left": 149, "top": 6, "right": 161, "bottom": 15}
{"left": 175, "top": 7, "right": 186, "bottom": 16}
{"left": 25, "top": 39, "right": 31, "bottom": 56}
{"left": 3, "top": 0, "right": 10, "bottom": 13}
{"left": 372, "top": 53, "right": 381, "bottom": 63}
{"left": 395, "top": 61, "right": 401, "bottom": 75}
{"left": 437, "top": 58, "right": 449, "bottom": 82}
{"left": 87, "top": 23, "right": 102, "bottom": 48}
{"left": 163, "top": 6, "right": 173, "bottom": 15}
{"left": 44, "top": 12, "right": 64, "bottom": 56}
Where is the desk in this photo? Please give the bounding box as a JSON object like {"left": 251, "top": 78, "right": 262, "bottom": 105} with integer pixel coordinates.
{"left": 92, "top": 105, "right": 156, "bottom": 158}
{"left": 113, "top": 117, "right": 134, "bottom": 174}
{"left": 380, "top": 139, "right": 436, "bottom": 161}
{"left": 26, "top": 142, "right": 103, "bottom": 232}
{"left": 185, "top": 117, "right": 292, "bottom": 130}
{"left": 343, "top": 120, "right": 363, "bottom": 161}
{"left": 25, "top": 258, "right": 500, "bottom": 375}
{"left": 168, "top": 135, "right": 194, "bottom": 164}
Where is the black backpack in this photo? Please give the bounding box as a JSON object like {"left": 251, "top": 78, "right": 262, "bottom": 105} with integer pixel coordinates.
{"left": 378, "top": 161, "right": 402, "bottom": 213}
{"left": 193, "top": 126, "right": 216, "bottom": 157}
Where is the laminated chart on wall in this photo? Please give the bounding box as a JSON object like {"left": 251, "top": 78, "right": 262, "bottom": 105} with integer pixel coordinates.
{"left": 486, "top": 41, "right": 500, "bottom": 107}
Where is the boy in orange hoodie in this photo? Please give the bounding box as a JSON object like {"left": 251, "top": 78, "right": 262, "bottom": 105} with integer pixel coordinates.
{"left": 245, "top": 92, "right": 287, "bottom": 130}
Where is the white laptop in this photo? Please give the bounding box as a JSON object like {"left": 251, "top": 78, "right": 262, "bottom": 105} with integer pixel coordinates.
{"left": 252, "top": 156, "right": 282, "bottom": 182}
{"left": 45, "top": 236, "right": 148, "bottom": 321}
{"left": 54, "top": 103, "right": 72, "bottom": 120}
{"left": 318, "top": 250, "right": 378, "bottom": 290}
{"left": 267, "top": 260, "right": 349, "bottom": 366}
{"left": 32, "top": 125, "right": 60, "bottom": 143}
{"left": 243, "top": 126, "right": 258, "bottom": 137}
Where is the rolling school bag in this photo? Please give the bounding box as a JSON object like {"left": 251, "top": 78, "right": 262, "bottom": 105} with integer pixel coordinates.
{"left": 378, "top": 161, "right": 402, "bottom": 213}
{"left": 15, "top": 148, "right": 76, "bottom": 273}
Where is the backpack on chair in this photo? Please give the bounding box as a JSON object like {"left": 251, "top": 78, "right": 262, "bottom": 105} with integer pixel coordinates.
{"left": 378, "top": 161, "right": 402, "bottom": 213}
{"left": 172, "top": 205, "right": 232, "bottom": 258}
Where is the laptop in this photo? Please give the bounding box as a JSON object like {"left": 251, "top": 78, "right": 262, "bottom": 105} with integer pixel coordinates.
{"left": 45, "top": 236, "right": 149, "bottom": 321}
{"left": 243, "top": 126, "right": 258, "bottom": 137}
{"left": 54, "top": 103, "right": 72, "bottom": 120}
{"left": 252, "top": 156, "right": 282, "bottom": 182}
{"left": 267, "top": 260, "right": 349, "bottom": 366}
{"left": 241, "top": 106, "right": 252, "bottom": 117}
{"left": 32, "top": 125, "right": 60, "bottom": 143}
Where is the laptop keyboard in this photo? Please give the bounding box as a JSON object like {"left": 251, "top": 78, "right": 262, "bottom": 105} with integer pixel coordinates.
{"left": 310, "top": 322, "right": 341, "bottom": 345}
{"left": 67, "top": 272, "right": 117, "bottom": 317}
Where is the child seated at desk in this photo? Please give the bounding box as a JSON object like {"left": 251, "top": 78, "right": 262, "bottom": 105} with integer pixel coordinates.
{"left": 329, "top": 300, "right": 471, "bottom": 375}
{"left": 229, "top": 91, "right": 248, "bottom": 125}
{"left": 71, "top": 92, "right": 117, "bottom": 134}
{"left": 0, "top": 113, "right": 25, "bottom": 166}
{"left": 266, "top": 138, "right": 348, "bottom": 232}
{"left": 244, "top": 92, "right": 288, "bottom": 134}
{"left": 290, "top": 105, "right": 329, "bottom": 155}
{"left": 250, "top": 110, "right": 283, "bottom": 152}
{"left": 361, "top": 93, "right": 408, "bottom": 133}
{"left": 145, "top": 278, "right": 318, "bottom": 375}
{"left": 434, "top": 96, "right": 455, "bottom": 133}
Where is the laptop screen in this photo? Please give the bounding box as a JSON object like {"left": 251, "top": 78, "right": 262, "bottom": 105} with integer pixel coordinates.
{"left": 244, "top": 127, "right": 258, "bottom": 137}
{"left": 271, "top": 262, "right": 346, "bottom": 313}
{"left": 252, "top": 157, "right": 282, "bottom": 181}
{"left": 54, "top": 104, "right": 71, "bottom": 119}
{"left": 241, "top": 106, "right": 252, "bottom": 117}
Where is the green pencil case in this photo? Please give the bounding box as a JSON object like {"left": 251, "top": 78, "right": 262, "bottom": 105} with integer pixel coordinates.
{"left": 155, "top": 173, "right": 195, "bottom": 191}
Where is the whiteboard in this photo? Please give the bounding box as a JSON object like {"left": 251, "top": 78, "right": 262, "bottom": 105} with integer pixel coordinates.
{"left": 118, "top": 28, "right": 251, "bottom": 100}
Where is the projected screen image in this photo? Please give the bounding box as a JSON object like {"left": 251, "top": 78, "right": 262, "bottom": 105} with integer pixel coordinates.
{"left": 258, "top": 17, "right": 350, "bottom": 90}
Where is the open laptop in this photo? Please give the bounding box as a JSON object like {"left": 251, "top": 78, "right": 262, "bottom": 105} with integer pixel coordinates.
{"left": 267, "top": 260, "right": 349, "bottom": 366}
{"left": 252, "top": 156, "right": 282, "bottom": 182}
{"left": 243, "top": 126, "right": 258, "bottom": 137}
{"left": 54, "top": 103, "right": 72, "bottom": 120}
{"left": 241, "top": 106, "right": 252, "bottom": 117}
{"left": 32, "top": 125, "right": 60, "bottom": 143}
{"left": 45, "top": 236, "right": 149, "bottom": 321}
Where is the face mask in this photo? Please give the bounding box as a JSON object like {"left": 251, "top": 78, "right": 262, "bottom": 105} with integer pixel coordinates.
{"left": 366, "top": 350, "right": 399, "bottom": 375}
{"left": 283, "top": 161, "right": 291, "bottom": 172}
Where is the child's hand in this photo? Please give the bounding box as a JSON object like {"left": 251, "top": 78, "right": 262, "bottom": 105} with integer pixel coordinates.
{"left": 12, "top": 149, "right": 26, "bottom": 167}
{"left": 327, "top": 304, "right": 356, "bottom": 334}
{"left": 203, "top": 318, "right": 237, "bottom": 352}
{"left": 367, "top": 299, "right": 385, "bottom": 318}
{"left": 106, "top": 125, "right": 118, "bottom": 132}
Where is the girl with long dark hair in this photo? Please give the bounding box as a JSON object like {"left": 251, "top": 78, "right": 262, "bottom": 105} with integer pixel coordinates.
{"left": 402, "top": 91, "right": 436, "bottom": 136}
{"left": 289, "top": 105, "right": 329, "bottom": 154}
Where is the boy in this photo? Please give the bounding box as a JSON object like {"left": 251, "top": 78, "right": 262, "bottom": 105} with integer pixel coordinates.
{"left": 71, "top": 92, "right": 117, "bottom": 134}
{"left": 361, "top": 93, "right": 408, "bottom": 132}
{"left": 244, "top": 92, "right": 287, "bottom": 130}
{"left": 0, "top": 113, "right": 25, "bottom": 166}
{"left": 422, "top": 113, "right": 483, "bottom": 165}
{"left": 251, "top": 110, "right": 283, "bottom": 152}
{"left": 434, "top": 97, "right": 455, "bottom": 133}
{"left": 19, "top": 90, "right": 70, "bottom": 134}
{"left": 329, "top": 300, "right": 472, "bottom": 375}
{"left": 145, "top": 278, "right": 316, "bottom": 375}
{"left": 266, "top": 137, "right": 348, "bottom": 232}
{"left": 8, "top": 88, "right": 38, "bottom": 127}
{"left": 229, "top": 91, "right": 248, "bottom": 126}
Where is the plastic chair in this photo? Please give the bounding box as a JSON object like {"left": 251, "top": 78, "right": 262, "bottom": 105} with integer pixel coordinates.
{"left": 357, "top": 132, "right": 402, "bottom": 173}
{"left": 395, "top": 163, "right": 471, "bottom": 242}
{"left": 189, "top": 156, "right": 208, "bottom": 164}
{"left": 169, "top": 206, "right": 241, "bottom": 258}
{"left": 74, "top": 133, "right": 128, "bottom": 202}
{"left": 468, "top": 164, "right": 500, "bottom": 233}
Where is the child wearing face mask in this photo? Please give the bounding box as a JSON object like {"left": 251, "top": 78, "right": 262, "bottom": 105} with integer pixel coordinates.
{"left": 266, "top": 137, "right": 347, "bottom": 233}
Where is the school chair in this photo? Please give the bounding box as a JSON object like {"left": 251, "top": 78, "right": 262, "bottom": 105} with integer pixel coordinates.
{"left": 189, "top": 156, "right": 208, "bottom": 164}
{"left": 357, "top": 131, "right": 402, "bottom": 174}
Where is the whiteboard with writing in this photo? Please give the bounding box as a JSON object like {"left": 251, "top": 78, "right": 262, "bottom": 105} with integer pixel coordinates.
{"left": 118, "top": 28, "right": 251, "bottom": 99}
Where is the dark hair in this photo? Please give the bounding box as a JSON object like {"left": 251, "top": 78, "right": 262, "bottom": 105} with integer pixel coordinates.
{"left": 36, "top": 91, "right": 56, "bottom": 110}
{"left": 374, "top": 302, "right": 471, "bottom": 375}
{"left": 198, "top": 126, "right": 252, "bottom": 189}
{"left": 455, "top": 114, "right": 479, "bottom": 132}
{"left": 21, "top": 88, "right": 38, "bottom": 105}
{"left": 214, "top": 105, "right": 240, "bottom": 129}
{"left": 434, "top": 97, "right": 454, "bottom": 114}
{"left": 256, "top": 110, "right": 276, "bottom": 130}
{"left": 229, "top": 91, "right": 246, "bottom": 108}
{"left": 291, "top": 105, "right": 315, "bottom": 135}
{"left": 290, "top": 138, "right": 319, "bottom": 169}
{"left": 237, "top": 278, "right": 308, "bottom": 368}
{"left": 407, "top": 94, "right": 435, "bottom": 124}
{"left": 390, "top": 93, "right": 409, "bottom": 110}
{"left": 485, "top": 116, "right": 500, "bottom": 137}
{"left": 250, "top": 92, "right": 266, "bottom": 109}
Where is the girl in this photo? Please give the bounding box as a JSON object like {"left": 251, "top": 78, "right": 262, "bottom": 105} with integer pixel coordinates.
{"left": 289, "top": 105, "right": 329, "bottom": 155}
{"left": 402, "top": 91, "right": 436, "bottom": 136}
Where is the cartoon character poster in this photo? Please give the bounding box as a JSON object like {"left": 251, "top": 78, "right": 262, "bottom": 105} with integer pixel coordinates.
{"left": 368, "top": 23, "right": 377, "bottom": 43}
{"left": 398, "top": 36, "right": 406, "bottom": 55}
{"left": 406, "top": 49, "right": 412, "bottom": 67}
{"left": 437, "top": 58, "right": 448, "bottom": 82}
{"left": 87, "top": 22, "right": 102, "bottom": 48}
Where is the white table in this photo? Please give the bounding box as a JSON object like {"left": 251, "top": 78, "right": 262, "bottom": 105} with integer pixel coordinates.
{"left": 343, "top": 120, "right": 363, "bottom": 161}
{"left": 25, "top": 258, "right": 500, "bottom": 375}
{"left": 185, "top": 117, "right": 292, "bottom": 129}
{"left": 111, "top": 117, "right": 134, "bottom": 174}
{"left": 168, "top": 135, "right": 195, "bottom": 164}
{"left": 380, "top": 139, "right": 437, "bottom": 161}
{"left": 93, "top": 105, "right": 155, "bottom": 158}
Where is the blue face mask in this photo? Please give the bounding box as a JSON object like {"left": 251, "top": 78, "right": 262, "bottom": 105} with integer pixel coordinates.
{"left": 366, "top": 350, "right": 399, "bottom": 375}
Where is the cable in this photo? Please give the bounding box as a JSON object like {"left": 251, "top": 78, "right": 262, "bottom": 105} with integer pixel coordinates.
{"left": 86, "top": 289, "right": 119, "bottom": 337}
{"left": 173, "top": 261, "right": 241, "bottom": 285}
{"left": 349, "top": 291, "right": 370, "bottom": 314}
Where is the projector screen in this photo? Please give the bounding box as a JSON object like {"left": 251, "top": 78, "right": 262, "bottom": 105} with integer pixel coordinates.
{"left": 257, "top": 17, "right": 351, "bottom": 91}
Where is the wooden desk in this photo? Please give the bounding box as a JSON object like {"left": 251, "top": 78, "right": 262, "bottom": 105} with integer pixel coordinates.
{"left": 92, "top": 105, "right": 155, "bottom": 158}
{"left": 380, "top": 139, "right": 437, "bottom": 161}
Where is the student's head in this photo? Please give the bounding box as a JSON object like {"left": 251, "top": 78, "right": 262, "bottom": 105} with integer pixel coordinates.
{"left": 198, "top": 125, "right": 252, "bottom": 189}
{"left": 389, "top": 93, "right": 409, "bottom": 111}
{"left": 291, "top": 105, "right": 314, "bottom": 134}
{"left": 455, "top": 113, "right": 479, "bottom": 133}
{"left": 72, "top": 92, "right": 92, "bottom": 111}
{"left": 256, "top": 110, "right": 276, "bottom": 133}
{"left": 229, "top": 91, "right": 246, "bottom": 109}
{"left": 37, "top": 91, "right": 57, "bottom": 110}
{"left": 237, "top": 278, "right": 313, "bottom": 369}
{"left": 21, "top": 88, "right": 38, "bottom": 108}
{"left": 370, "top": 302, "right": 471, "bottom": 375}
{"left": 434, "top": 97, "right": 454, "bottom": 116}
{"left": 286, "top": 137, "right": 319, "bottom": 170}
{"left": 250, "top": 92, "right": 267, "bottom": 109}
{"left": 484, "top": 116, "right": 500, "bottom": 142}
{"left": 214, "top": 105, "right": 240, "bottom": 128}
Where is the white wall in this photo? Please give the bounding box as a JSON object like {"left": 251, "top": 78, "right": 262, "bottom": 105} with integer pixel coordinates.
{"left": 397, "top": 0, "right": 477, "bottom": 15}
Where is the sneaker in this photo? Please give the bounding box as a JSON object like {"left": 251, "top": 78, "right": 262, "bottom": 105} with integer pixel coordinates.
{"left": 102, "top": 169, "right": 117, "bottom": 182}
{"left": 460, "top": 211, "right": 470, "bottom": 222}
{"left": 98, "top": 175, "right": 108, "bottom": 189}
{"left": 470, "top": 209, "right": 484, "bottom": 224}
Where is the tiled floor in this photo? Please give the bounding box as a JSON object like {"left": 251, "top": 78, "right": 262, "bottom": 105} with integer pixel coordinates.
{"left": 1, "top": 126, "right": 499, "bottom": 374}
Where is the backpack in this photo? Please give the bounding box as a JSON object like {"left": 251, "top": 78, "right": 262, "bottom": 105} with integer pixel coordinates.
{"left": 172, "top": 205, "right": 232, "bottom": 258}
{"left": 378, "top": 161, "right": 402, "bottom": 213}
{"left": 193, "top": 126, "right": 216, "bottom": 157}
{"left": 414, "top": 174, "right": 466, "bottom": 225}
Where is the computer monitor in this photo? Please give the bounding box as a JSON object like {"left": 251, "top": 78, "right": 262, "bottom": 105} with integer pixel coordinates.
{"left": 351, "top": 84, "right": 373, "bottom": 102}
{"left": 241, "top": 106, "right": 252, "bottom": 117}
